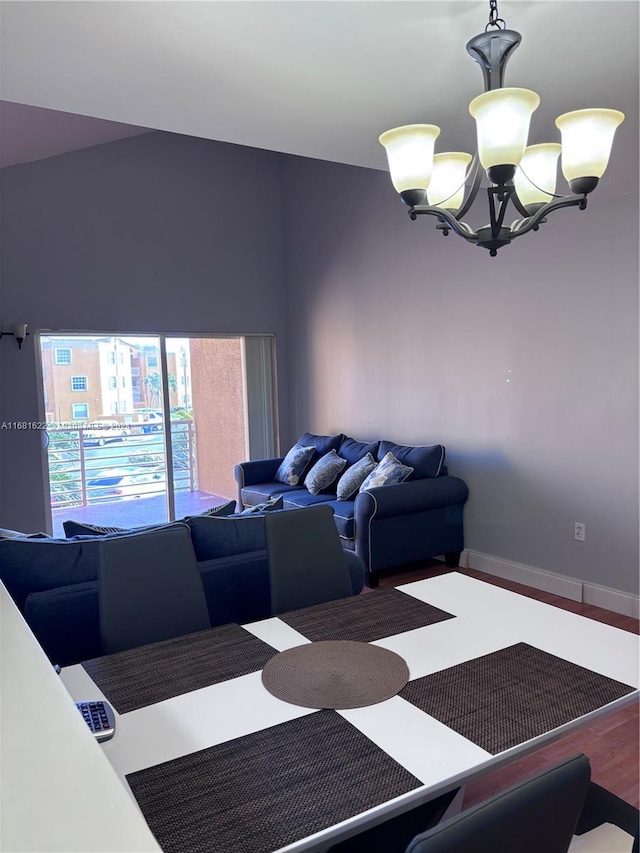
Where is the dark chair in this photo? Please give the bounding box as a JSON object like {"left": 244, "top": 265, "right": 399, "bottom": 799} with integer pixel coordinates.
{"left": 405, "top": 754, "right": 638, "bottom": 853}
{"left": 98, "top": 524, "right": 210, "bottom": 654}
{"left": 265, "top": 504, "right": 354, "bottom": 615}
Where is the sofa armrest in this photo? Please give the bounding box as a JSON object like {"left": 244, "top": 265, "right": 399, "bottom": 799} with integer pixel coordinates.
{"left": 235, "top": 458, "right": 284, "bottom": 487}
{"left": 234, "top": 458, "right": 285, "bottom": 509}
{"left": 355, "top": 476, "right": 469, "bottom": 521}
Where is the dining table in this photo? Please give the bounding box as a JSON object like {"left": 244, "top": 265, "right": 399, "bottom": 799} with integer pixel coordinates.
{"left": 60, "top": 571, "right": 639, "bottom": 853}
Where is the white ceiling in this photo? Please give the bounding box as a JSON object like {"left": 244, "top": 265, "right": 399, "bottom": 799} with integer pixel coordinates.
{"left": 1, "top": 1, "right": 638, "bottom": 200}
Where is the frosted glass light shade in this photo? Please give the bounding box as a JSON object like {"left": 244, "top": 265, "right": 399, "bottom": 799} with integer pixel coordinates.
{"left": 555, "top": 108, "right": 624, "bottom": 181}
{"left": 469, "top": 88, "right": 540, "bottom": 170}
{"left": 426, "top": 152, "right": 472, "bottom": 209}
{"left": 515, "top": 143, "right": 562, "bottom": 206}
{"left": 378, "top": 124, "right": 441, "bottom": 193}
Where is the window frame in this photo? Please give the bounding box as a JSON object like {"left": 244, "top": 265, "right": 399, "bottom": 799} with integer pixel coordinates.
{"left": 54, "top": 348, "right": 72, "bottom": 365}
{"left": 70, "top": 375, "right": 88, "bottom": 392}
{"left": 71, "top": 403, "right": 89, "bottom": 420}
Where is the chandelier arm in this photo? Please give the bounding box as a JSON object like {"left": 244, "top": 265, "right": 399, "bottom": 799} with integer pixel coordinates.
{"left": 410, "top": 206, "right": 478, "bottom": 243}
{"left": 454, "top": 154, "right": 483, "bottom": 221}
{"left": 509, "top": 183, "right": 533, "bottom": 218}
{"left": 510, "top": 195, "right": 588, "bottom": 240}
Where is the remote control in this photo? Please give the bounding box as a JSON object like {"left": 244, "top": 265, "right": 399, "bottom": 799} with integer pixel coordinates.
{"left": 75, "top": 700, "right": 116, "bottom": 742}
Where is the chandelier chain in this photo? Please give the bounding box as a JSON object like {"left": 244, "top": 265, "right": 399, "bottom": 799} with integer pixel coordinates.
{"left": 485, "top": 0, "right": 506, "bottom": 31}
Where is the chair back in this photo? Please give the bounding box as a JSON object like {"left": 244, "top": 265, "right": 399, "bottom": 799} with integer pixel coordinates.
{"left": 265, "top": 505, "right": 353, "bottom": 615}
{"left": 406, "top": 754, "right": 592, "bottom": 853}
{"left": 98, "top": 524, "right": 210, "bottom": 654}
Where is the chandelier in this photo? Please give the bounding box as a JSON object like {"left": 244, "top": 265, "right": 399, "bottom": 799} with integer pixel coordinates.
{"left": 378, "top": 0, "right": 625, "bottom": 256}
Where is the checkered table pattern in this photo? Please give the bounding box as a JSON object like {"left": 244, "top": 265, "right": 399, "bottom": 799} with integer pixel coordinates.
{"left": 61, "top": 573, "right": 638, "bottom": 853}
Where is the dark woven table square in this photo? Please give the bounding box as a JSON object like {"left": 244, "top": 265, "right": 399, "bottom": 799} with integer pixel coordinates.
{"left": 126, "top": 710, "right": 422, "bottom": 853}
{"left": 82, "top": 624, "right": 276, "bottom": 714}
{"left": 400, "top": 642, "right": 635, "bottom": 754}
{"left": 280, "top": 588, "right": 455, "bottom": 643}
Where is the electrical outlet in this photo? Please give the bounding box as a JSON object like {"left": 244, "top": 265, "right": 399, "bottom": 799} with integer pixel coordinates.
{"left": 574, "top": 522, "right": 586, "bottom": 542}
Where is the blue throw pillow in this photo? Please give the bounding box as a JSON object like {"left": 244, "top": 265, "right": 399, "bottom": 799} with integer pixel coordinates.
{"left": 360, "top": 452, "right": 414, "bottom": 492}
{"left": 297, "top": 432, "right": 344, "bottom": 466}
{"left": 339, "top": 436, "right": 380, "bottom": 468}
{"left": 305, "top": 450, "right": 347, "bottom": 495}
{"left": 335, "top": 452, "right": 377, "bottom": 501}
{"left": 274, "top": 443, "right": 316, "bottom": 486}
{"left": 377, "top": 441, "right": 445, "bottom": 480}
{"left": 238, "top": 495, "right": 284, "bottom": 515}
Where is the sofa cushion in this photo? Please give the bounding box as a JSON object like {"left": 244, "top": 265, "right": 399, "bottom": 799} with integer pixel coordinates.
{"left": 361, "top": 452, "right": 413, "bottom": 492}
{"left": 282, "top": 491, "right": 336, "bottom": 509}
{"left": 274, "top": 443, "right": 316, "bottom": 486}
{"left": 378, "top": 441, "right": 445, "bottom": 480}
{"left": 238, "top": 495, "right": 284, "bottom": 515}
{"left": 297, "top": 432, "right": 344, "bottom": 466}
{"left": 241, "top": 481, "right": 302, "bottom": 506}
{"left": 336, "top": 452, "right": 377, "bottom": 501}
{"left": 320, "top": 500, "right": 356, "bottom": 540}
{"left": 339, "top": 436, "right": 380, "bottom": 468}
{"left": 0, "top": 537, "right": 100, "bottom": 611}
{"left": 305, "top": 449, "right": 347, "bottom": 495}
{"left": 187, "top": 515, "right": 267, "bottom": 561}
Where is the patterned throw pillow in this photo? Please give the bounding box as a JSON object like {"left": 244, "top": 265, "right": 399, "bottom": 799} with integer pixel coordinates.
{"left": 182, "top": 500, "right": 237, "bottom": 521}
{"left": 359, "top": 452, "right": 414, "bottom": 493}
{"left": 238, "top": 495, "right": 284, "bottom": 515}
{"left": 305, "top": 449, "right": 347, "bottom": 495}
{"left": 335, "top": 452, "right": 377, "bottom": 501}
{"left": 274, "top": 443, "right": 316, "bottom": 486}
{"left": 63, "top": 520, "right": 126, "bottom": 538}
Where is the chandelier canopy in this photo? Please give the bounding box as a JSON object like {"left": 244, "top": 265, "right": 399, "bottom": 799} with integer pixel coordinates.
{"left": 378, "top": 0, "right": 624, "bottom": 256}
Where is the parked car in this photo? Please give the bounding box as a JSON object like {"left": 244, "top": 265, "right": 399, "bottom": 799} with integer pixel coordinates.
{"left": 141, "top": 411, "right": 164, "bottom": 433}
{"left": 86, "top": 468, "right": 165, "bottom": 501}
{"left": 82, "top": 422, "right": 131, "bottom": 446}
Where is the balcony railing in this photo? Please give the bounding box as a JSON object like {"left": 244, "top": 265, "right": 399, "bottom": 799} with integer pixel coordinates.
{"left": 47, "top": 420, "right": 196, "bottom": 509}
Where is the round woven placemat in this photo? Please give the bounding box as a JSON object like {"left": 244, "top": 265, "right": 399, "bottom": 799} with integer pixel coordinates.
{"left": 261, "top": 641, "right": 410, "bottom": 709}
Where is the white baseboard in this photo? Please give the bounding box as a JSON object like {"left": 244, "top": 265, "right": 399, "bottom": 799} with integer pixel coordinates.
{"left": 583, "top": 582, "right": 639, "bottom": 618}
{"left": 462, "top": 549, "right": 639, "bottom": 618}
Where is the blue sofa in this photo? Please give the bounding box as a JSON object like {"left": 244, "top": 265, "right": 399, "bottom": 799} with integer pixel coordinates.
{"left": 0, "top": 515, "right": 366, "bottom": 667}
{"left": 235, "top": 433, "right": 469, "bottom": 587}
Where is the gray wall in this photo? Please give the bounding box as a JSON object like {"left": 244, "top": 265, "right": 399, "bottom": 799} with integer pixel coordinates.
{"left": 1, "top": 129, "right": 638, "bottom": 596}
{"left": 281, "top": 155, "right": 639, "bottom": 594}
{"left": 0, "top": 132, "right": 289, "bottom": 532}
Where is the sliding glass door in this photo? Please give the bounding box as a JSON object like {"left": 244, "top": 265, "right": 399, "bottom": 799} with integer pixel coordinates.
{"left": 38, "top": 333, "right": 277, "bottom": 536}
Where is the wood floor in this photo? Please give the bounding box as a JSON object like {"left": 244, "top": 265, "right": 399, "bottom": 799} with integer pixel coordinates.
{"left": 372, "top": 561, "right": 639, "bottom": 809}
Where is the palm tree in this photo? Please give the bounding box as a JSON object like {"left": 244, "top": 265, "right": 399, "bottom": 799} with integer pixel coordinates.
{"left": 143, "top": 372, "right": 177, "bottom": 408}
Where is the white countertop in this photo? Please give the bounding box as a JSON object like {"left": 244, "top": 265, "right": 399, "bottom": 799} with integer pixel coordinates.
{"left": 0, "top": 581, "right": 161, "bottom": 853}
